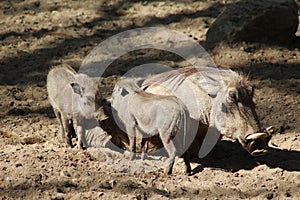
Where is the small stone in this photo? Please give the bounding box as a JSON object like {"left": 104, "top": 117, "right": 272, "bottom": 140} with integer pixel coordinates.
{"left": 99, "top": 181, "right": 112, "bottom": 190}
{"left": 192, "top": 189, "right": 200, "bottom": 195}
{"left": 60, "top": 171, "right": 71, "bottom": 177}
{"left": 266, "top": 193, "right": 274, "bottom": 199}
{"left": 16, "top": 163, "right": 22, "bottom": 167}
{"left": 34, "top": 1, "right": 40, "bottom": 7}
{"left": 285, "top": 191, "right": 292, "bottom": 197}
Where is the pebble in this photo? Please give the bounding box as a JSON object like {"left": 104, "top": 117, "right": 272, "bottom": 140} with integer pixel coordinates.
{"left": 16, "top": 163, "right": 23, "bottom": 167}
{"left": 99, "top": 180, "right": 113, "bottom": 190}
{"left": 285, "top": 191, "right": 292, "bottom": 197}
{"left": 266, "top": 193, "right": 274, "bottom": 199}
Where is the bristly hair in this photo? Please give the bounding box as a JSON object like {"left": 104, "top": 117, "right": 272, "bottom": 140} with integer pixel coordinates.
{"left": 50, "top": 63, "right": 76, "bottom": 74}
{"left": 237, "top": 70, "right": 252, "bottom": 83}
{"left": 142, "top": 65, "right": 256, "bottom": 95}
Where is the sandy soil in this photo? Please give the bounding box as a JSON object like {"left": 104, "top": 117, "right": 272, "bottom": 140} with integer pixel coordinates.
{"left": 0, "top": 0, "right": 299, "bottom": 199}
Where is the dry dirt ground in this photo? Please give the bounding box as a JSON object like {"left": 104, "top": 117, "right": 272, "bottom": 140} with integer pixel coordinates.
{"left": 0, "top": 0, "right": 300, "bottom": 199}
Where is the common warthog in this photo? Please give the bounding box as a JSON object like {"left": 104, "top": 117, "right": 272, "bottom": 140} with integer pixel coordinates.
{"left": 111, "top": 78, "right": 192, "bottom": 174}
{"left": 47, "top": 64, "right": 102, "bottom": 149}
{"left": 142, "top": 66, "right": 272, "bottom": 157}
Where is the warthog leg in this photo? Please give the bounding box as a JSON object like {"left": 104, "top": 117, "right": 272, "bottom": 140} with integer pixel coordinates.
{"left": 141, "top": 138, "right": 148, "bottom": 160}
{"left": 68, "top": 119, "right": 76, "bottom": 141}
{"left": 75, "top": 120, "right": 88, "bottom": 150}
{"left": 60, "top": 113, "right": 73, "bottom": 148}
{"left": 183, "top": 151, "right": 191, "bottom": 175}
{"left": 128, "top": 134, "right": 136, "bottom": 160}
{"left": 53, "top": 108, "right": 66, "bottom": 145}
{"left": 65, "top": 120, "right": 74, "bottom": 148}
{"left": 160, "top": 133, "right": 176, "bottom": 175}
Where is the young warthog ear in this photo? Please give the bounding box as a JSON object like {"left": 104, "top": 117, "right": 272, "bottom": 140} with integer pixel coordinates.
{"left": 70, "top": 83, "right": 83, "bottom": 96}
{"left": 121, "top": 88, "right": 129, "bottom": 96}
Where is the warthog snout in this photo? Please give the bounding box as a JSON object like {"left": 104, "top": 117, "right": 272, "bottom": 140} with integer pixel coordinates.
{"left": 244, "top": 132, "right": 270, "bottom": 156}
{"left": 243, "top": 126, "right": 278, "bottom": 156}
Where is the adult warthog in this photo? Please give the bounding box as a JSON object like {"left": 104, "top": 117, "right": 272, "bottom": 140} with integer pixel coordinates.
{"left": 142, "top": 66, "right": 272, "bottom": 157}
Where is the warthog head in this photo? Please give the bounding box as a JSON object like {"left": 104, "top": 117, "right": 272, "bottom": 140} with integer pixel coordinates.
{"left": 206, "top": 72, "right": 271, "bottom": 156}
{"left": 71, "top": 74, "right": 102, "bottom": 119}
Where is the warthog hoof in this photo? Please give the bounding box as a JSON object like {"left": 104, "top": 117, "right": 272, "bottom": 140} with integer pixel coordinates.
{"left": 130, "top": 152, "right": 135, "bottom": 160}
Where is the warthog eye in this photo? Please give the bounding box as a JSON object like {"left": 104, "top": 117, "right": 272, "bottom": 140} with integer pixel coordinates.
{"left": 228, "top": 90, "right": 237, "bottom": 102}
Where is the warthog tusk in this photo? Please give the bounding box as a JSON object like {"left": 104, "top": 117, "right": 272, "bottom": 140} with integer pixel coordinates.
{"left": 251, "top": 149, "right": 268, "bottom": 156}
{"left": 246, "top": 132, "right": 269, "bottom": 140}
{"left": 265, "top": 126, "right": 278, "bottom": 134}
{"left": 266, "top": 126, "right": 274, "bottom": 132}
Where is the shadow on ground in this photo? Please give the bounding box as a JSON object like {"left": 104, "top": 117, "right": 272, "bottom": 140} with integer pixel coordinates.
{"left": 193, "top": 140, "right": 300, "bottom": 173}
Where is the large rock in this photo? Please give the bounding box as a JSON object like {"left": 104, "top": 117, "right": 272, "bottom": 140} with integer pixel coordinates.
{"left": 206, "top": 0, "right": 298, "bottom": 45}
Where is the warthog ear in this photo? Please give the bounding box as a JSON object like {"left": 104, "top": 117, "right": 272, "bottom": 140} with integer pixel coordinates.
{"left": 121, "top": 88, "right": 129, "bottom": 96}
{"left": 136, "top": 78, "right": 145, "bottom": 87}
{"left": 197, "top": 75, "right": 220, "bottom": 98}
{"left": 70, "top": 83, "right": 84, "bottom": 96}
